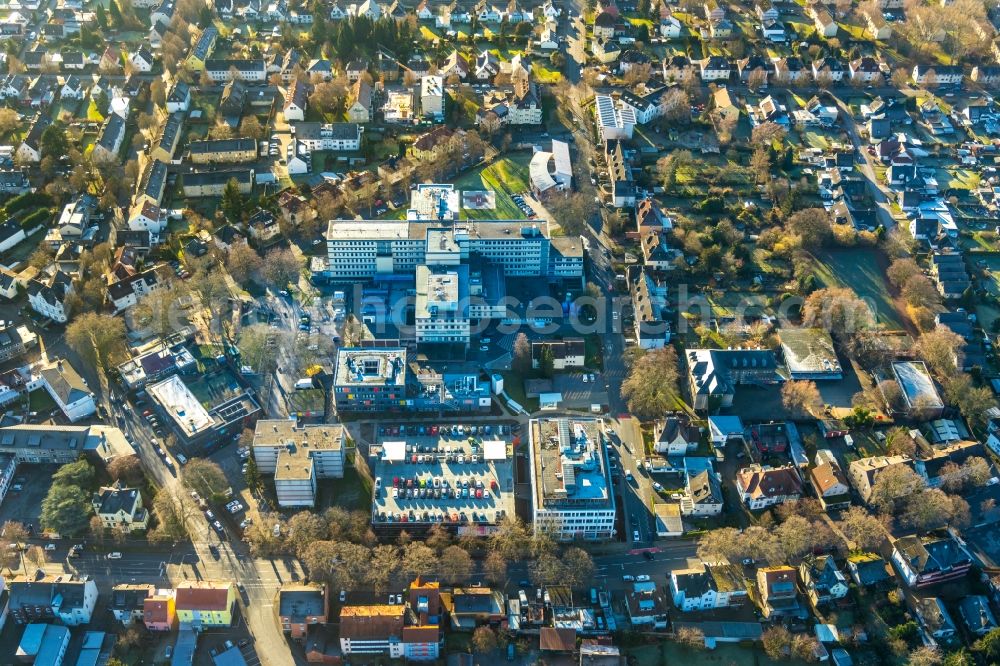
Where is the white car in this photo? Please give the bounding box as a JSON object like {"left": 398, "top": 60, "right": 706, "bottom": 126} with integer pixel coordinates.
{"left": 107, "top": 552, "right": 123, "bottom": 559}
{"left": 670, "top": 493, "right": 683, "bottom": 500}
{"left": 633, "top": 530, "right": 640, "bottom": 541}
{"left": 653, "top": 482, "right": 664, "bottom": 492}
{"left": 340, "top": 589, "right": 347, "bottom": 602}
{"left": 44, "top": 543, "right": 56, "bottom": 551}
{"left": 636, "top": 574, "right": 651, "bottom": 582}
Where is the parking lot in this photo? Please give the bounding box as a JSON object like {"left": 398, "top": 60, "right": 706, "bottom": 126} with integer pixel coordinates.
{"left": 371, "top": 424, "right": 516, "bottom": 528}
{"left": 0, "top": 464, "right": 54, "bottom": 534}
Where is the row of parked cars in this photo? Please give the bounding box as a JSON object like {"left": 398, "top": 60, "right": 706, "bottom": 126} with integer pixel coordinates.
{"left": 378, "top": 423, "right": 514, "bottom": 437}
{"left": 374, "top": 508, "right": 506, "bottom": 524}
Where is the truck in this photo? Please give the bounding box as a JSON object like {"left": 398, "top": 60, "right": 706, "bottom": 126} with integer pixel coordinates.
{"left": 294, "top": 378, "right": 315, "bottom": 390}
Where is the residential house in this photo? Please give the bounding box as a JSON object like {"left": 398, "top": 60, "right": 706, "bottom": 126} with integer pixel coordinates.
{"left": 283, "top": 79, "right": 309, "bottom": 122}
{"left": 151, "top": 112, "right": 183, "bottom": 163}
{"left": 670, "top": 564, "right": 747, "bottom": 611}
{"left": 183, "top": 170, "right": 254, "bottom": 197}
{"left": 247, "top": 209, "right": 281, "bottom": 245}
{"left": 278, "top": 583, "right": 329, "bottom": 641}
{"left": 700, "top": 56, "right": 732, "bottom": 81}
{"left": 92, "top": 481, "right": 149, "bottom": 533}
{"left": 36, "top": 358, "right": 96, "bottom": 422}
{"left": 347, "top": 79, "right": 373, "bottom": 123}
{"left": 810, "top": 6, "right": 837, "bottom": 37}
{"left": 847, "top": 552, "right": 892, "bottom": 588}
{"left": 653, "top": 416, "right": 699, "bottom": 455}
{"left": 186, "top": 25, "right": 218, "bottom": 71}
{"left": 913, "top": 64, "right": 964, "bottom": 87}
{"left": 0, "top": 169, "right": 30, "bottom": 196}
{"left": 111, "top": 584, "right": 154, "bottom": 626}
{"left": 439, "top": 50, "right": 469, "bottom": 80}
{"left": 660, "top": 14, "right": 682, "bottom": 37}
{"left": 92, "top": 112, "right": 126, "bottom": 162}
{"left": 891, "top": 534, "right": 973, "bottom": 588}
{"left": 475, "top": 51, "right": 500, "bottom": 80}
{"left": 774, "top": 56, "right": 806, "bottom": 83}
{"left": 682, "top": 464, "right": 723, "bottom": 517}
{"left": 16, "top": 115, "right": 52, "bottom": 163}
{"left": 756, "top": 566, "right": 804, "bottom": 619}
{"left": 848, "top": 454, "right": 915, "bottom": 504}
{"left": 293, "top": 122, "right": 363, "bottom": 151}
{"left": 60, "top": 75, "right": 85, "bottom": 101}
{"left": 203, "top": 59, "right": 267, "bottom": 83}
{"left": 625, "top": 587, "right": 668, "bottom": 629}
{"left": 143, "top": 589, "right": 177, "bottom": 631}
{"left": 735, "top": 464, "right": 802, "bottom": 510}
{"left": 27, "top": 270, "right": 74, "bottom": 323}
{"left": 131, "top": 45, "right": 154, "bottom": 72}
{"left": 662, "top": 55, "right": 695, "bottom": 82}
{"left": 914, "top": 597, "right": 957, "bottom": 641}
{"left": 175, "top": 581, "right": 237, "bottom": 626}
{"left": 761, "top": 18, "right": 787, "bottom": 42}
{"left": 8, "top": 574, "right": 99, "bottom": 625}
{"left": 850, "top": 57, "right": 884, "bottom": 82}
{"left": 809, "top": 460, "right": 851, "bottom": 510}
{"left": 959, "top": 596, "right": 998, "bottom": 637}
{"left": 531, "top": 338, "right": 585, "bottom": 370}
{"left": 594, "top": 10, "right": 616, "bottom": 39}
{"left": 972, "top": 65, "right": 1000, "bottom": 86}
{"left": 277, "top": 190, "right": 316, "bottom": 226}
{"left": 799, "top": 556, "right": 849, "bottom": 607}
{"left": 0, "top": 220, "right": 25, "bottom": 254}
{"left": 188, "top": 138, "right": 258, "bottom": 164}
{"left": 339, "top": 605, "right": 405, "bottom": 658}
{"left": 862, "top": 8, "right": 891, "bottom": 39}
{"left": 812, "top": 57, "right": 846, "bottom": 82}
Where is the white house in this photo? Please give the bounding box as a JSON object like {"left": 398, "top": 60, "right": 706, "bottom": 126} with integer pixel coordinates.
{"left": 36, "top": 358, "right": 97, "bottom": 422}
{"left": 735, "top": 464, "right": 802, "bottom": 510}
{"left": 670, "top": 565, "right": 748, "bottom": 612}
{"left": 27, "top": 270, "right": 74, "bottom": 323}
{"left": 659, "top": 15, "right": 682, "bottom": 38}
{"left": 700, "top": 56, "right": 732, "bottom": 81}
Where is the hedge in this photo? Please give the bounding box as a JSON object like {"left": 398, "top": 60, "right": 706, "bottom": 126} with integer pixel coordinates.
{"left": 19, "top": 208, "right": 52, "bottom": 230}
{"left": 5, "top": 192, "right": 53, "bottom": 216}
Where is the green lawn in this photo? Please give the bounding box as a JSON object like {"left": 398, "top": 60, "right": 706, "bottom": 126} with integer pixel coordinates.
{"left": 28, "top": 389, "right": 57, "bottom": 413}
{"left": 812, "top": 248, "right": 904, "bottom": 330}
{"left": 453, "top": 153, "right": 532, "bottom": 220}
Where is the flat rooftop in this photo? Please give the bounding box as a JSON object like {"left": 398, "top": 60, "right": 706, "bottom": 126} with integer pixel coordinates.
{"left": 326, "top": 219, "right": 551, "bottom": 242}
{"left": 410, "top": 184, "right": 459, "bottom": 221}
{"left": 530, "top": 418, "right": 612, "bottom": 509}
{"left": 253, "top": 419, "right": 345, "bottom": 450}
{"left": 778, "top": 327, "right": 842, "bottom": 376}
{"left": 334, "top": 348, "right": 407, "bottom": 388}
{"left": 147, "top": 375, "right": 213, "bottom": 436}
{"left": 370, "top": 425, "right": 515, "bottom": 527}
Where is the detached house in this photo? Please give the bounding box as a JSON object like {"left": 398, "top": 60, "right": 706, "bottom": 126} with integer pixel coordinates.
{"left": 17, "top": 114, "right": 52, "bottom": 163}
{"left": 810, "top": 6, "right": 837, "bottom": 37}
{"left": 283, "top": 78, "right": 310, "bottom": 122}
{"left": 735, "top": 464, "right": 802, "bottom": 510}
{"left": 914, "top": 597, "right": 957, "bottom": 641}
{"left": 799, "top": 555, "right": 849, "bottom": 607}
{"left": 847, "top": 552, "right": 892, "bottom": 588}
{"left": 653, "top": 416, "right": 699, "bottom": 455}
{"left": 27, "top": 270, "right": 74, "bottom": 323}
{"left": 347, "top": 79, "right": 373, "bottom": 123}
{"left": 756, "top": 566, "right": 804, "bottom": 619}
{"left": 92, "top": 482, "right": 149, "bottom": 533}
{"left": 891, "top": 535, "right": 972, "bottom": 588}
{"left": 848, "top": 454, "right": 914, "bottom": 504}
{"left": 809, "top": 460, "right": 851, "bottom": 510}
{"left": 131, "top": 45, "right": 155, "bottom": 72}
